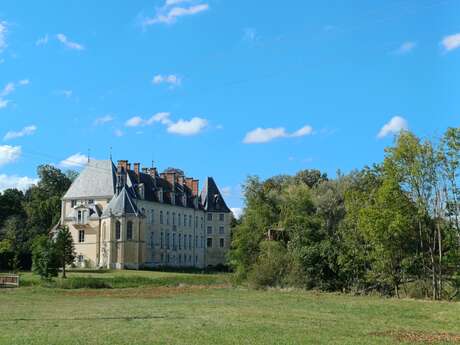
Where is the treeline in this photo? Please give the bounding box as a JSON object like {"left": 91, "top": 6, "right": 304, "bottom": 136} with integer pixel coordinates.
{"left": 230, "top": 128, "right": 460, "bottom": 300}
{"left": 0, "top": 165, "right": 76, "bottom": 270}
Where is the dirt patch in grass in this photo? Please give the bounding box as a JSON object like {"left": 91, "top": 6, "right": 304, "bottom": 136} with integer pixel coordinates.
{"left": 371, "top": 330, "right": 460, "bottom": 343}
{"left": 61, "top": 284, "right": 228, "bottom": 298}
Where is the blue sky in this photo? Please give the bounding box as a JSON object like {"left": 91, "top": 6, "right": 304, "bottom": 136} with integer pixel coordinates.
{"left": 0, "top": 0, "right": 459, "bottom": 214}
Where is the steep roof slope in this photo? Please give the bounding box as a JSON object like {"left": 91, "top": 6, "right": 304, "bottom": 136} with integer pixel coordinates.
{"left": 63, "top": 160, "right": 116, "bottom": 199}
{"left": 102, "top": 187, "right": 140, "bottom": 217}
{"left": 200, "top": 177, "right": 231, "bottom": 212}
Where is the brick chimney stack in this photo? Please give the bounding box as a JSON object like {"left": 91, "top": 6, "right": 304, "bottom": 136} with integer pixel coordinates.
{"left": 134, "top": 163, "right": 140, "bottom": 175}
{"left": 192, "top": 179, "right": 199, "bottom": 197}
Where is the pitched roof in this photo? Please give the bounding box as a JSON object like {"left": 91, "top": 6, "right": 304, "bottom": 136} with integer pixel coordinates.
{"left": 63, "top": 160, "right": 116, "bottom": 199}
{"left": 102, "top": 187, "right": 140, "bottom": 217}
{"left": 200, "top": 177, "right": 231, "bottom": 213}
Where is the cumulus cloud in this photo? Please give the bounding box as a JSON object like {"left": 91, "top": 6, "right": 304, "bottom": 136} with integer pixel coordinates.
{"left": 243, "top": 124, "right": 314, "bottom": 144}
{"left": 125, "top": 112, "right": 207, "bottom": 136}
{"left": 56, "top": 90, "right": 73, "bottom": 98}
{"left": 231, "top": 207, "right": 243, "bottom": 219}
{"left": 0, "top": 21, "right": 7, "bottom": 52}
{"left": 59, "top": 153, "right": 88, "bottom": 168}
{"left": 377, "top": 116, "right": 408, "bottom": 138}
{"left": 114, "top": 129, "right": 124, "bottom": 137}
{"left": 4, "top": 125, "right": 37, "bottom": 141}
{"left": 152, "top": 74, "right": 181, "bottom": 87}
{"left": 143, "top": 0, "right": 209, "bottom": 26}
{"left": 93, "top": 115, "right": 114, "bottom": 126}
{"left": 0, "top": 174, "right": 38, "bottom": 192}
{"left": 167, "top": 117, "right": 208, "bottom": 135}
{"left": 395, "top": 41, "right": 416, "bottom": 54}
{"left": 0, "top": 145, "right": 21, "bottom": 166}
{"left": 441, "top": 33, "right": 460, "bottom": 52}
{"left": 56, "top": 33, "right": 84, "bottom": 51}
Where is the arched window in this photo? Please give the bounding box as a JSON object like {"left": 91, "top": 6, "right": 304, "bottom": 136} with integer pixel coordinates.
{"left": 115, "top": 221, "right": 121, "bottom": 240}
{"left": 160, "top": 210, "right": 163, "bottom": 224}
{"left": 127, "top": 221, "right": 133, "bottom": 240}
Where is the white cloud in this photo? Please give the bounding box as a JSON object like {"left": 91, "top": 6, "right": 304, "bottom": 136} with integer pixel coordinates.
{"left": 0, "top": 21, "right": 7, "bottom": 52}
{"left": 231, "top": 207, "right": 243, "bottom": 219}
{"left": 125, "top": 112, "right": 207, "bottom": 135}
{"left": 143, "top": 1, "right": 209, "bottom": 26}
{"left": 377, "top": 116, "right": 408, "bottom": 138}
{"left": 4, "top": 125, "right": 37, "bottom": 141}
{"left": 125, "top": 116, "right": 145, "bottom": 127}
{"left": 114, "top": 129, "right": 124, "bottom": 137}
{"left": 36, "top": 35, "right": 49, "bottom": 46}
{"left": 0, "top": 99, "right": 8, "bottom": 109}
{"left": 441, "top": 33, "right": 460, "bottom": 52}
{"left": 59, "top": 153, "right": 88, "bottom": 168}
{"left": 1, "top": 82, "right": 15, "bottom": 97}
{"left": 152, "top": 74, "right": 181, "bottom": 86}
{"left": 291, "top": 125, "right": 313, "bottom": 137}
{"left": 0, "top": 145, "right": 21, "bottom": 166}
{"left": 19, "top": 79, "right": 30, "bottom": 86}
{"left": 0, "top": 80, "right": 30, "bottom": 109}
{"left": 243, "top": 124, "right": 313, "bottom": 144}
{"left": 0, "top": 174, "right": 38, "bottom": 192}
{"left": 56, "top": 33, "right": 84, "bottom": 51}
{"left": 395, "top": 41, "right": 416, "bottom": 54}
{"left": 93, "top": 115, "right": 114, "bottom": 126}
{"left": 167, "top": 117, "right": 207, "bottom": 135}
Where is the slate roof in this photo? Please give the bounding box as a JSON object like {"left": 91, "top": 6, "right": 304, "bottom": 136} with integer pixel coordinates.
{"left": 200, "top": 177, "right": 231, "bottom": 213}
{"left": 63, "top": 160, "right": 116, "bottom": 200}
{"left": 102, "top": 187, "right": 140, "bottom": 217}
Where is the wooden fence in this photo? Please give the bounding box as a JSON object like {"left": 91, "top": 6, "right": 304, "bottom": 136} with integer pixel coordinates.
{"left": 0, "top": 274, "right": 19, "bottom": 288}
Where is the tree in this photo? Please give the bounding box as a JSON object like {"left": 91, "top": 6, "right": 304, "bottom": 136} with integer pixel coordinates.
{"left": 31, "top": 235, "right": 58, "bottom": 280}
{"left": 0, "top": 216, "right": 27, "bottom": 271}
{"left": 54, "top": 226, "right": 75, "bottom": 278}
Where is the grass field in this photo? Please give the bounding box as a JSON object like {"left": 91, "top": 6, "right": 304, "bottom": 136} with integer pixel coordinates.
{"left": 2, "top": 270, "right": 460, "bottom": 345}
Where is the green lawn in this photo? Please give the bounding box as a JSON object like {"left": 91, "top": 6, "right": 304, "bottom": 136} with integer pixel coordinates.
{"left": 1, "top": 270, "right": 460, "bottom": 345}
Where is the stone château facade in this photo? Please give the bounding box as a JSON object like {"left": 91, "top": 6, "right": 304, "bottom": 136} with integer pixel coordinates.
{"left": 60, "top": 159, "right": 232, "bottom": 269}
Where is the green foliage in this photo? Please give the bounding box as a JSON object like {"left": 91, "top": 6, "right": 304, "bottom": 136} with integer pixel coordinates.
{"left": 54, "top": 225, "right": 76, "bottom": 278}
{"left": 31, "top": 235, "right": 59, "bottom": 280}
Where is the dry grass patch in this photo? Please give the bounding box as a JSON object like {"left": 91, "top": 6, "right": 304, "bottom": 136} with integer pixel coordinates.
{"left": 371, "top": 330, "right": 460, "bottom": 343}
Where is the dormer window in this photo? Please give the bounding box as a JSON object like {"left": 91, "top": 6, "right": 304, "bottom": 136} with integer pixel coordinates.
{"left": 182, "top": 194, "right": 187, "bottom": 207}
{"left": 171, "top": 192, "right": 176, "bottom": 205}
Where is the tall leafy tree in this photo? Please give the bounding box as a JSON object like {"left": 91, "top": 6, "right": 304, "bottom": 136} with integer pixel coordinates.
{"left": 54, "top": 226, "right": 75, "bottom": 278}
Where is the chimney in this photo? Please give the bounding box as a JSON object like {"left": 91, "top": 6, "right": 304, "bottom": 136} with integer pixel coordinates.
{"left": 117, "top": 160, "right": 128, "bottom": 171}
{"left": 142, "top": 167, "right": 149, "bottom": 173}
{"left": 185, "top": 177, "right": 193, "bottom": 191}
{"left": 134, "top": 163, "right": 140, "bottom": 175}
{"left": 165, "top": 172, "right": 176, "bottom": 187}
{"left": 192, "top": 179, "right": 199, "bottom": 197}
{"left": 127, "top": 163, "right": 131, "bottom": 171}
{"left": 178, "top": 175, "right": 184, "bottom": 186}
{"left": 148, "top": 167, "right": 158, "bottom": 177}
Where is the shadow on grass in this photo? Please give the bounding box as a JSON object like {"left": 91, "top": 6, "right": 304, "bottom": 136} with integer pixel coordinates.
{"left": 0, "top": 315, "right": 184, "bottom": 322}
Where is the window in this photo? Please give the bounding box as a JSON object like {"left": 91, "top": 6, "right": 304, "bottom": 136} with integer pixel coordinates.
{"left": 179, "top": 234, "right": 182, "bottom": 250}
{"left": 115, "top": 221, "right": 121, "bottom": 240}
{"left": 219, "top": 213, "right": 224, "bottom": 221}
{"left": 207, "top": 213, "right": 213, "bottom": 221}
{"left": 167, "top": 254, "right": 170, "bottom": 263}
{"left": 201, "top": 217, "right": 204, "bottom": 229}
{"left": 189, "top": 235, "right": 192, "bottom": 249}
{"left": 195, "top": 216, "right": 198, "bottom": 227}
{"left": 179, "top": 254, "right": 182, "bottom": 264}
{"left": 220, "top": 238, "right": 224, "bottom": 248}
{"left": 167, "top": 212, "right": 170, "bottom": 225}
{"left": 207, "top": 237, "right": 212, "bottom": 248}
{"left": 151, "top": 209, "right": 155, "bottom": 224}
{"left": 219, "top": 226, "right": 225, "bottom": 234}
{"left": 88, "top": 199, "right": 94, "bottom": 205}
{"left": 189, "top": 255, "right": 192, "bottom": 264}
{"left": 160, "top": 211, "right": 163, "bottom": 224}
{"left": 78, "top": 230, "right": 85, "bottom": 243}
{"left": 195, "top": 256, "right": 198, "bottom": 264}
{"left": 150, "top": 232, "right": 154, "bottom": 248}
{"left": 127, "top": 221, "right": 133, "bottom": 240}
{"left": 160, "top": 232, "right": 164, "bottom": 249}
{"left": 77, "top": 210, "right": 82, "bottom": 224}
{"left": 189, "top": 215, "right": 192, "bottom": 227}
{"left": 173, "top": 233, "right": 176, "bottom": 250}
{"left": 71, "top": 200, "right": 77, "bottom": 207}
{"left": 195, "top": 235, "right": 198, "bottom": 248}
{"left": 207, "top": 226, "right": 213, "bottom": 235}
{"left": 161, "top": 253, "right": 164, "bottom": 263}
{"left": 183, "top": 235, "right": 187, "bottom": 250}
{"left": 166, "top": 233, "right": 170, "bottom": 249}
{"left": 78, "top": 255, "right": 84, "bottom": 263}
{"left": 178, "top": 213, "right": 181, "bottom": 226}
{"left": 201, "top": 236, "right": 204, "bottom": 248}
{"left": 173, "top": 212, "right": 176, "bottom": 225}
{"left": 184, "top": 214, "right": 187, "bottom": 226}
